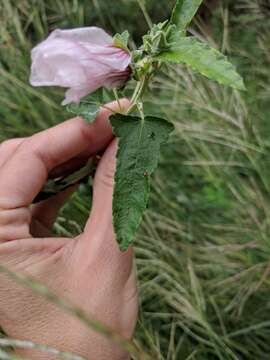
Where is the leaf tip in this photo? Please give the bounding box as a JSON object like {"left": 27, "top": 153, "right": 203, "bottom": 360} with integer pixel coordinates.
{"left": 119, "top": 242, "right": 130, "bottom": 252}
{"left": 237, "top": 79, "right": 247, "bottom": 91}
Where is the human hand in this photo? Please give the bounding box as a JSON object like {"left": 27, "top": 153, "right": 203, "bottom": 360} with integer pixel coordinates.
{"left": 0, "top": 99, "right": 138, "bottom": 360}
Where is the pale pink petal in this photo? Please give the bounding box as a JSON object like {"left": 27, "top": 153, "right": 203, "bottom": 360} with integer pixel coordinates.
{"left": 81, "top": 46, "right": 131, "bottom": 71}
{"left": 62, "top": 87, "right": 93, "bottom": 106}
{"left": 104, "top": 68, "right": 131, "bottom": 89}
{"left": 48, "top": 27, "right": 113, "bottom": 46}
{"left": 61, "top": 78, "right": 108, "bottom": 105}
{"left": 30, "top": 39, "right": 89, "bottom": 87}
{"left": 30, "top": 27, "right": 131, "bottom": 105}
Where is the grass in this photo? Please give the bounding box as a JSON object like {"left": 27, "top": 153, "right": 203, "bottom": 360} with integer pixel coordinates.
{"left": 1, "top": 0, "right": 270, "bottom": 359}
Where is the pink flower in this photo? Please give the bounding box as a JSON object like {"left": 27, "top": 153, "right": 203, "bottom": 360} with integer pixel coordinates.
{"left": 30, "top": 27, "right": 131, "bottom": 105}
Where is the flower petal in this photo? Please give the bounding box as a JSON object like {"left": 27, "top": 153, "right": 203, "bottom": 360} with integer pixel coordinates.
{"left": 75, "top": 45, "right": 131, "bottom": 75}
{"left": 30, "top": 38, "right": 89, "bottom": 87}
{"left": 48, "top": 27, "right": 113, "bottom": 46}
{"left": 30, "top": 27, "right": 131, "bottom": 105}
{"left": 104, "top": 68, "right": 131, "bottom": 89}
{"left": 62, "top": 87, "right": 92, "bottom": 106}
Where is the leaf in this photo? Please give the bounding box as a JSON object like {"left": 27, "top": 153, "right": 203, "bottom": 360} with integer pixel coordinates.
{"left": 66, "top": 101, "right": 100, "bottom": 123}
{"left": 110, "top": 114, "right": 174, "bottom": 251}
{"left": 171, "top": 0, "right": 203, "bottom": 30}
{"left": 84, "top": 88, "right": 105, "bottom": 104}
{"left": 83, "top": 88, "right": 115, "bottom": 104}
{"left": 156, "top": 34, "right": 245, "bottom": 91}
{"left": 66, "top": 88, "right": 116, "bottom": 122}
{"left": 113, "top": 30, "right": 130, "bottom": 52}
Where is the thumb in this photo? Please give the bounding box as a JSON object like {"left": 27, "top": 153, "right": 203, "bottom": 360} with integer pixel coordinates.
{"left": 90, "top": 139, "right": 117, "bottom": 231}
{"left": 83, "top": 139, "right": 121, "bottom": 252}
{"left": 79, "top": 139, "right": 133, "bottom": 283}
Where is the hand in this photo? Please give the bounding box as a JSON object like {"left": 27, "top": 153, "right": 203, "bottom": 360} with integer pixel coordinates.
{"left": 0, "top": 99, "right": 138, "bottom": 360}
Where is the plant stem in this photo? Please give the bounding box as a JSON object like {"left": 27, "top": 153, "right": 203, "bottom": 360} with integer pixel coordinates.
{"left": 136, "top": 0, "right": 153, "bottom": 29}
{"left": 137, "top": 101, "right": 145, "bottom": 122}
{"left": 127, "top": 76, "right": 148, "bottom": 114}
{"left": 113, "top": 88, "right": 121, "bottom": 110}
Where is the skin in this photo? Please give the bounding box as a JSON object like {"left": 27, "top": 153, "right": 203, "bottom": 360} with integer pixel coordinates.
{"left": 0, "top": 99, "right": 138, "bottom": 360}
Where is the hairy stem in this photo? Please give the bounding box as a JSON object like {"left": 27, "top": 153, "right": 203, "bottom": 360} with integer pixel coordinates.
{"left": 128, "top": 76, "right": 148, "bottom": 114}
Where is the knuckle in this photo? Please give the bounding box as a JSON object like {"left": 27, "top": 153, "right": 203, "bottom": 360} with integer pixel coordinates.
{"left": 20, "top": 137, "right": 55, "bottom": 170}
{"left": 0, "top": 138, "right": 22, "bottom": 153}
{"left": 98, "top": 172, "right": 115, "bottom": 189}
{"left": 16, "top": 137, "right": 33, "bottom": 152}
{"left": 32, "top": 145, "right": 55, "bottom": 170}
{"left": 78, "top": 119, "right": 94, "bottom": 142}
{"left": 17, "top": 137, "right": 37, "bottom": 156}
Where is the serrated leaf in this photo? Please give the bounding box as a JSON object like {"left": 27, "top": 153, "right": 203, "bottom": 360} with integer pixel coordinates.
{"left": 113, "top": 30, "right": 130, "bottom": 52}
{"left": 156, "top": 35, "right": 245, "bottom": 91}
{"left": 66, "top": 101, "right": 100, "bottom": 123}
{"left": 110, "top": 115, "right": 174, "bottom": 251}
{"left": 171, "top": 0, "right": 203, "bottom": 30}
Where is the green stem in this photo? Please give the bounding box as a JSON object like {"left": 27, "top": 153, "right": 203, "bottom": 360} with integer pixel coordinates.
{"left": 127, "top": 76, "right": 148, "bottom": 114}
{"left": 136, "top": 0, "right": 153, "bottom": 29}
{"left": 130, "top": 80, "right": 142, "bottom": 106}
{"left": 113, "top": 88, "right": 121, "bottom": 110}
{"left": 137, "top": 101, "right": 145, "bottom": 122}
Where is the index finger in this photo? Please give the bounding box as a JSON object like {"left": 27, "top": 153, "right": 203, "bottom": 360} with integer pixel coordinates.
{"left": 0, "top": 99, "right": 129, "bottom": 210}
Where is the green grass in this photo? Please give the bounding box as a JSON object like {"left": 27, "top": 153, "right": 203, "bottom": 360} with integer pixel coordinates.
{"left": 1, "top": 0, "right": 270, "bottom": 359}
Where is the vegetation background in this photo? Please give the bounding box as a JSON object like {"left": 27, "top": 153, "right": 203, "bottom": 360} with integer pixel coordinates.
{"left": 0, "top": 0, "right": 270, "bottom": 359}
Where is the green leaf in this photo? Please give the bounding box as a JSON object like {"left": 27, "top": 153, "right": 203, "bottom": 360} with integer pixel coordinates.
{"left": 84, "top": 88, "right": 115, "bottom": 104}
{"left": 84, "top": 88, "right": 105, "bottom": 104}
{"left": 156, "top": 34, "right": 245, "bottom": 91}
{"left": 171, "top": 0, "right": 203, "bottom": 30}
{"left": 66, "top": 101, "right": 100, "bottom": 123}
{"left": 113, "top": 30, "right": 130, "bottom": 52}
{"left": 110, "top": 115, "right": 174, "bottom": 251}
